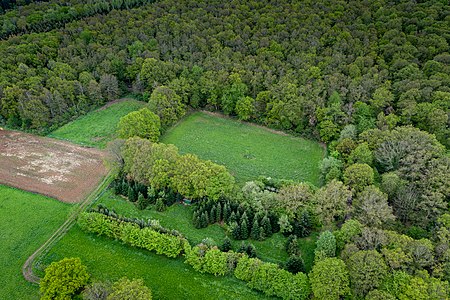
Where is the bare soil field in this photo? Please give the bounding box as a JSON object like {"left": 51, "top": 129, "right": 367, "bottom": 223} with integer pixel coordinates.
{"left": 0, "top": 130, "right": 108, "bottom": 203}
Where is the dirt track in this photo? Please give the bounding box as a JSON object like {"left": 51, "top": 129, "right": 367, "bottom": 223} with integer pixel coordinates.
{"left": 0, "top": 130, "right": 108, "bottom": 203}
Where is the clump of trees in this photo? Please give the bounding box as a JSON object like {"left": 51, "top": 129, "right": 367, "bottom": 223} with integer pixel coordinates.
{"left": 121, "top": 137, "right": 235, "bottom": 202}
{"left": 192, "top": 197, "right": 279, "bottom": 241}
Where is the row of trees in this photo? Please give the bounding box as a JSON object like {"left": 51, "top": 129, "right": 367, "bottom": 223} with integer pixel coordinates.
{"left": 77, "top": 211, "right": 187, "bottom": 258}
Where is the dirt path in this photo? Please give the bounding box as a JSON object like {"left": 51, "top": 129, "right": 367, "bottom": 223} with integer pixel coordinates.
{"left": 22, "top": 171, "right": 114, "bottom": 284}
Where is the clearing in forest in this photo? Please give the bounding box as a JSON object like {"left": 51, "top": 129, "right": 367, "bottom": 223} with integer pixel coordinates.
{"left": 48, "top": 99, "right": 147, "bottom": 148}
{"left": 0, "top": 185, "right": 71, "bottom": 300}
{"left": 162, "top": 112, "right": 325, "bottom": 184}
{"left": 0, "top": 130, "right": 107, "bottom": 203}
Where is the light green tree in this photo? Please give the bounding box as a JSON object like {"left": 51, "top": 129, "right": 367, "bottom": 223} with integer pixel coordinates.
{"left": 309, "top": 258, "right": 350, "bottom": 300}
{"left": 117, "top": 108, "right": 161, "bottom": 142}
{"left": 40, "top": 257, "right": 90, "bottom": 300}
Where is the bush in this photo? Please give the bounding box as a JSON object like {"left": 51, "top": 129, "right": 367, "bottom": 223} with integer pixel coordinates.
{"left": 40, "top": 257, "right": 89, "bottom": 300}
{"left": 107, "top": 277, "right": 152, "bottom": 300}
{"left": 184, "top": 245, "right": 241, "bottom": 276}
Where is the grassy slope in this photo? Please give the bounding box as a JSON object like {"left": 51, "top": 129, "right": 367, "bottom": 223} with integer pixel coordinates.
{"left": 0, "top": 185, "right": 71, "bottom": 300}
{"left": 161, "top": 112, "right": 325, "bottom": 184}
{"left": 48, "top": 99, "right": 147, "bottom": 148}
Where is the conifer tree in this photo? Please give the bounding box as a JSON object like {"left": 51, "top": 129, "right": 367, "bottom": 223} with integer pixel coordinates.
{"left": 221, "top": 237, "right": 232, "bottom": 252}
{"left": 210, "top": 206, "right": 217, "bottom": 224}
{"left": 231, "top": 221, "right": 241, "bottom": 240}
{"left": 246, "top": 243, "right": 257, "bottom": 258}
{"left": 223, "top": 203, "right": 231, "bottom": 222}
{"left": 229, "top": 211, "right": 237, "bottom": 223}
{"left": 137, "top": 192, "right": 147, "bottom": 210}
{"left": 251, "top": 218, "right": 261, "bottom": 240}
{"left": 127, "top": 185, "right": 137, "bottom": 202}
{"left": 261, "top": 215, "right": 272, "bottom": 238}
{"left": 198, "top": 212, "right": 205, "bottom": 228}
{"left": 240, "top": 218, "right": 249, "bottom": 239}
{"left": 155, "top": 198, "right": 166, "bottom": 212}
{"left": 216, "top": 203, "right": 222, "bottom": 222}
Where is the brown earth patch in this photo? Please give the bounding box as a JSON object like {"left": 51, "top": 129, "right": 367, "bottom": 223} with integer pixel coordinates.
{"left": 0, "top": 130, "right": 108, "bottom": 203}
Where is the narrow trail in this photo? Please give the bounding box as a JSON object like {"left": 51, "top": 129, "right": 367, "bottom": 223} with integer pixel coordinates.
{"left": 22, "top": 171, "right": 114, "bottom": 284}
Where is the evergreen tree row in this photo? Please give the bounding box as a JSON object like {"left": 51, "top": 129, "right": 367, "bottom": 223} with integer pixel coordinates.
{"left": 111, "top": 173, "right": 182, "bottom": 210}
{"left": 192, "top": 198, "right": 279, "bottom": 241}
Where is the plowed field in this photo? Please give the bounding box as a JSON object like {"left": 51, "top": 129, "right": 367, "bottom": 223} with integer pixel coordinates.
{"left": 0, "top": 130, "right": 107, "bottom": 203}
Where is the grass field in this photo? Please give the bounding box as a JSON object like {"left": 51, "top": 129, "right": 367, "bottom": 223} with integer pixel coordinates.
{"left": 162, "top": 112, "right": 325, "bottom": 184}
{"left": 92, "top": 190, "right": 317, "bottom": 271}
{"left": 48, "top": 99, "right": 147, "bottom": 148}
{"left": 0, "top": 185, "right": 71, "bottom": 300}
{"left": 94, "top": 190, "right": 289, "bottom": 264}
{"left": 38, "top": 227, "right": 270, "bottom": 300}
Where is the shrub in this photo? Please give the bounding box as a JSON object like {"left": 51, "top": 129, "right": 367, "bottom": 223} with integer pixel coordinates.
{"left": 107, "top": 277, "right": 152, "bottom": 300}
{"left": 40, "top": 257, "right": 89, "bottom": 300}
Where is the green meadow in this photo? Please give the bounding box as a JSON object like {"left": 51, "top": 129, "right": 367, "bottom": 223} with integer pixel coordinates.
{"left": 0, "top": 185, "right": 71, "bottom": 300}
{"left": 48, "top": 99, "right": 147, "bottom": 148}
{"left": 162, "top": 112, "right": 325, "bottom": 184}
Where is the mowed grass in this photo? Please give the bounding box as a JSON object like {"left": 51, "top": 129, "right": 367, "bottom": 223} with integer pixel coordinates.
{"left": 0, "top": 185, "right": 71, "bottom": 300}
{"left": 48, "top": 99, "right": 147, "bottom": 148}
{"left": 161, "top": 112, "right": 325, "bottom": 184}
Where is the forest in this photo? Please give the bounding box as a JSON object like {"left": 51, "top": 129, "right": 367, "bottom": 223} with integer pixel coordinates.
{"left": 0, "top": 0, "right": 449, "bottom": 299}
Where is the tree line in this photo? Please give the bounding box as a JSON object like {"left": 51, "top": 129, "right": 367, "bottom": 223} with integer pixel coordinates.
{"left": 0, "top": 0, "right": 448, "bottom": 148}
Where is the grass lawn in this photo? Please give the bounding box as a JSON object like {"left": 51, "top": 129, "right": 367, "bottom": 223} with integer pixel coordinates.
{"left": 161, "top": 112, "right": 325, "bottom": 184}
{"left": 0, "top": 185, "right": 72, "bottom": 300}
{"left": 48, "top": 99, "right": 147, "bottom": 148}
{"left": 38, "top": 227, "right": 271, "bottom": 300}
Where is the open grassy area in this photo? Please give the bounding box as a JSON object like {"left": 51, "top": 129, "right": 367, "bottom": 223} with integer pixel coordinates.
{"left": 94, "top": 190, "right": 289, "bottom": 265}
{"left": 0, "top": 185, "right": 71, "bottom": 300}
{"left": 38, "top": 227, "right": 271, "bottom": 300}
{"left": 162, "top": 112, "right": 325, "bottom": 184}
{"left": 48, "top": 99, "right": 147, "bottom": 148}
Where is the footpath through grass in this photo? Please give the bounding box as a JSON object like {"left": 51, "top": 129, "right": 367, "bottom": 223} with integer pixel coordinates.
{"left": 48, "top": 99, "right": 147, "bottom": 148}
{"left": 162, "top": 112, "right": 325, "bottom": 184}
{"left": 0, "top": 185, "right": 71, "bottom": 300}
